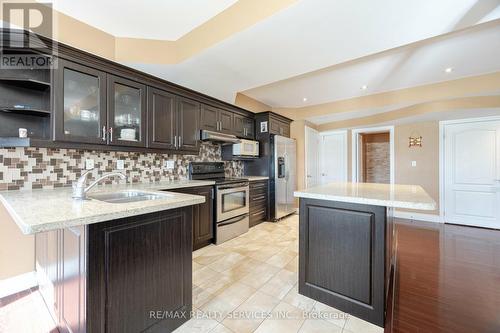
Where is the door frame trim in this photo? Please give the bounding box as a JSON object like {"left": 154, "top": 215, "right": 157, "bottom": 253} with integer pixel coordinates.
{"left": 439, "top": 115, "right": 500, "bottom": 223}
{"left": 304, "top": 125, "right": 320, "bottom": 188}
{"left": 319, "top": 130, "right": 348, "bottom": 183}
{"left": 351, "top": 126, "right": 395, "bottom": 184}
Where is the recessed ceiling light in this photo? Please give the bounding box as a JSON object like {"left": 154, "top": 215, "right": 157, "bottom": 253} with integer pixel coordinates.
{"left": 361, "top": 85, "right": 368, "bottom": 90}
{"left": 302, "top": 97, "right": 308, "bottom": 102}
{"left": 444, "top": 67, "right": 454, "bottom": 73}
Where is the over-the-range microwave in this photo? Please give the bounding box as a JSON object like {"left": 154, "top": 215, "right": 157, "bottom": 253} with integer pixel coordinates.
{"left": 233, "top": 139, "right": 259, "bottom": 157}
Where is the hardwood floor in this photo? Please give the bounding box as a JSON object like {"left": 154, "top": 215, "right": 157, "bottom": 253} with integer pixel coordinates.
{"left": 394, "top": 220, "right": 500, "bottom": 333}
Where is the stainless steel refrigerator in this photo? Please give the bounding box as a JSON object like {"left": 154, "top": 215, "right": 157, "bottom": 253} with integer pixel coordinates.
{"left": 274, "top": 135, "right": 296, "bottom": 219}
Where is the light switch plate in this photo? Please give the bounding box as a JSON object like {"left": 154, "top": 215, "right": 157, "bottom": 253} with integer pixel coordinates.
{"left": 116, "top": 160, "right": 125, "bottom": 170}
{"left": 165, "top": 160, "right": 175, "bottom": 170}
{"left": 85, "top": 159, "right": 94, "bottom": 170}
{"left": 411, "top": 161, "right": 417, "bottom": 167}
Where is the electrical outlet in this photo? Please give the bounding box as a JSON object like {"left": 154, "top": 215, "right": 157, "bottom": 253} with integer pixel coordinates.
{"left": 116, "top": 160, "right": 125, "bottom": 170}
{"left": 411, "top": 161, "right": 417, "bottom": 167}
{"left": 85, "top": 159, "right": 94, "bottom": 170}
{"left": 165, "top": 160, "right": 175, "bottom": 170}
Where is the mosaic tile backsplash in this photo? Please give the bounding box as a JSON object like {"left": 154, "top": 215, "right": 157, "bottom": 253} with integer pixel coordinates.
{"left": 0, "top": 143, "right": 243, "bottom": 191}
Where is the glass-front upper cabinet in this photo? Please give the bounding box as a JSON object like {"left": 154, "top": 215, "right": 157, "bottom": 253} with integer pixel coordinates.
{"left": 55, "top": 60, "right": 107, "bottom": 144}
{"left": 107, "top": 75, "right": 146, "bottom": 147}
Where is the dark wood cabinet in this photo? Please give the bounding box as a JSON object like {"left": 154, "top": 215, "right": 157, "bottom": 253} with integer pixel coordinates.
{"left": 269, "top": 118, "right": 290, "bottom": 137}
{"left": 249, "top": 180, "right": 269, "bottom": 227}
{"left": 171, "top": 186, "right": 214, "bottom": 250}
{"left": 200, "top": 104, "right": 219, "bottom": 132}
{"left": 298, "top": 198, "right": 394, "bottom": 327}
{"left": 88, "top": 208, "right": 193, "bottom": 333}
{"left": 200, "top": 104, "right": 234, "bottom": 134}
{"left": 107, "top": 75, "right": 147, "bottom": 147}
{"left": 36, "top": 207, "right": 194, "bottom": 333}
{"left": 177, "top": 97, "right": 200, "bottom": 152}
{"left": 148, "top": 90, "right": 199, "bottom": 152}
{"left": 243, "top": 117, "right": 255, "bottom": 139}
{"left": 255, "top": 112, "right": 292, "bottom": 139}
{"left": 3, "top": 29, "right": 257, "bottom": 153}
{"left": 54, "top": 59, "right": 107, "bottom": 144}
{"left": 233, "top": 114, "right": 255, "bottom": 139}
{"left": 148, "top": 87, "right": 176, "bottom": 150}
{"left": 219, "top": 109, "right": 234, "bottom": 134}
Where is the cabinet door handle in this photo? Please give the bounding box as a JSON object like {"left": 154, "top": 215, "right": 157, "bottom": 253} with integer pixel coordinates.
{"left": 109, "top": 127, "right": 113, "bottom": 142}
{"left": 102, "top": 126, "right": 107, "bottom": 141}
{"left": 179, "top": 136, "right": 182, "bottom": 148}
{"left": 174, "top": 135, "right": 177, "bottom": 148}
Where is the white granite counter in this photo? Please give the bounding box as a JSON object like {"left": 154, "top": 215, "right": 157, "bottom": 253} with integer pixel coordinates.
{"left": 294, "top": 182, "right": 436, "bottom": 210}
{"left": 0, "top": 180, "right": 215, "bottom": 235}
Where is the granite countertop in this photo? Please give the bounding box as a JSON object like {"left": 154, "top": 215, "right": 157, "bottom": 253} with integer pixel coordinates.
{"left": 294, "top": 182, "right": 436, "bottom": 210}
{"left": 0, "top": 180, "right": 215, "bottom": 235}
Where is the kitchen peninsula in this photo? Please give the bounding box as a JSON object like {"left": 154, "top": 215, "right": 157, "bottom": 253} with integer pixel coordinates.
{"left": 294, "top": 182, "right": 436, "bottom": 328}
{"left": 0, "top": 180, "right": 213, "bottom": 333}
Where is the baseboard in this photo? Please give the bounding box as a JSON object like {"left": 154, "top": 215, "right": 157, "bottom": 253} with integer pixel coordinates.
{"left": 0, "top": 271, "right": 37, "bottom": 299}
{"left": 394, "top": 210, "right": 443, "bottom": 223}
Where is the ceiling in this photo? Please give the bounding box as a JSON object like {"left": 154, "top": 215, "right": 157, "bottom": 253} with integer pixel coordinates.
{"left": 128, "top": 0, "right": 500, "bottom": 110}
{"left": 48, "top": 0, "right": 238, "bottom": 40}
{"left": 45, "top": 0, "right": 500, "bottom": 123}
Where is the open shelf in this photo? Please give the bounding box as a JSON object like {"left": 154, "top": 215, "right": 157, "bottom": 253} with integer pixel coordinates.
{"left": 0, "top": 77, "right": 51, "bottom": 90}
{"left": 0, "top": 107, "right": 51, "bottom": 116}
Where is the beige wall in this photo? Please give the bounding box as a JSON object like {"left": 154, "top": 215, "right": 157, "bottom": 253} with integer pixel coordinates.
{"left": 0, "top": 203, "right": 34, "bottom": 279}
{"left": 234, "top": 93, "right": 271, "bottom": 113}
{"left": 395, "top": 121, "right": 440, "bottom": 215}
{"left": 292, "top": 121, "right": 441, "bottom": 215}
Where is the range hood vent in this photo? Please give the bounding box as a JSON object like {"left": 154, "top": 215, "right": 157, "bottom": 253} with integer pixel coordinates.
{"left": 200, "top": 130, "right": 241, "bottom": 144}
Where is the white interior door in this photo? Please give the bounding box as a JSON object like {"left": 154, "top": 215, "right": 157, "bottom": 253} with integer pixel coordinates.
{"left": 444, "top": 120, "right": 500, "bottom": 229}
{"left": 305, "top": 126, "right": 319, "bottom": 188}
{"left": 320, "top": 131, "right": 347, "bottom": 184}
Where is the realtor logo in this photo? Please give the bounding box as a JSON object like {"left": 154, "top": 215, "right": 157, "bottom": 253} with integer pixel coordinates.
{"left": 1, "top": 1, "right": 55, "bottom": 69}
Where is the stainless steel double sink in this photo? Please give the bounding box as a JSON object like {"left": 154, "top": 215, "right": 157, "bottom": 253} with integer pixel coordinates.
{"left": 89, "top": 190, "right": 171, "bottom": 204}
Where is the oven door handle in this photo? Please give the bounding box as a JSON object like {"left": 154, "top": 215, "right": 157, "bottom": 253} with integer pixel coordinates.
{"left": 217, "top": 183, "right": 249, "bottom": 190}
{"left": 218, "top": 214, "right": 248, "bottom": 227}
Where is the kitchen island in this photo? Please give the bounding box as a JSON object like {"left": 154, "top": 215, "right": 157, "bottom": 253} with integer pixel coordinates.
{"left": 294, "top": 182, "right": 436, "bottom": 328}
{"left": 0, "top": 180, "right": 213, "bottom": 333}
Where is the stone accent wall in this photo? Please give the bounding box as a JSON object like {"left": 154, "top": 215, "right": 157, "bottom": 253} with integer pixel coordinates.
{"left": 365, "top": 141, "right": 390, "bottom": 183}
{"left": 0, "top": 142, "right": 243, "bottom": 191}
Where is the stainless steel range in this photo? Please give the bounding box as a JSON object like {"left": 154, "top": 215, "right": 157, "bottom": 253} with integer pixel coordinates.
{"left": 189, "top": 162, "right": 249, "bottom": 244}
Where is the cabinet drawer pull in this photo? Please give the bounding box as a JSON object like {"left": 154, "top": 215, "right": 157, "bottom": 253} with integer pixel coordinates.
{"left": 252, "top": 210, "right": 266, "bottom": 216}
{"left": 252, "top": 195, "right": 266, "bottom": 201}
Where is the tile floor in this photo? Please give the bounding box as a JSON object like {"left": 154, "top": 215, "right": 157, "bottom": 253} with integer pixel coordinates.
{"left": 174, "top": 214, "right": 383, "bottom": 333}
{"left": 0, "top": 214, "right": 383, "bottom": 333}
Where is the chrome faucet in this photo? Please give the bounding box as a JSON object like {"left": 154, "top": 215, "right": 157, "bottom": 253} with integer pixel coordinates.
{"left": 72, "top": 170, "right": 127, "bottom": 199}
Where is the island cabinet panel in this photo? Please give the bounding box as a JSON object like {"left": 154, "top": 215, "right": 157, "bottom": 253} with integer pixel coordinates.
{"left": 298, "top": 198, "right": 391, "bottom": 327}
{"left": 87, "top": 207, "right": 193, "bottom": 333}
